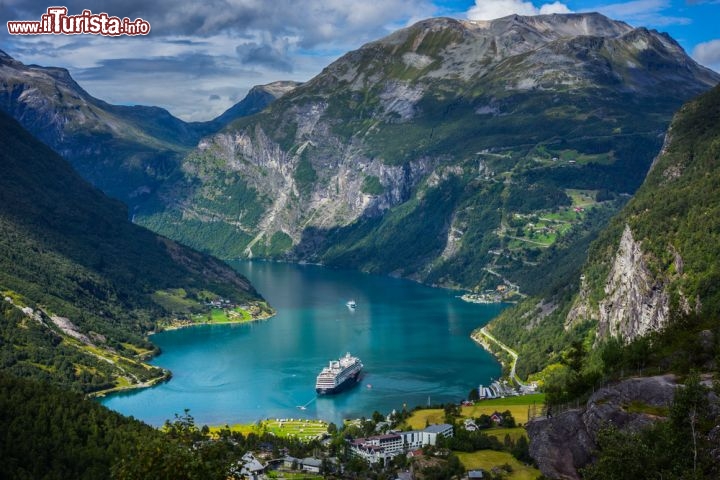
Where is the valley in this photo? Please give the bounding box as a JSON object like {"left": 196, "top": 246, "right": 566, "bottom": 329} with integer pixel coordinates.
{"left": 0, "top": 7, "right": 719, "bottom": 480}
{"left": 127, "top": 14, "right": 718, "bottom": 300}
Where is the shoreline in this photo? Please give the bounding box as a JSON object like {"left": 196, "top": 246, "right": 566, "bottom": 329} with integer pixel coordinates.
{"left": 93, "top": 306, "right": 276, "bottom": 400}
{"left": 153, "top": 310, "right": 276, "bottom": 334}
{"left": 88, "top": 368, "right": 172, "bottom": 399}
{"left": 471, "top": 327, "right": 525, "bottom": 387}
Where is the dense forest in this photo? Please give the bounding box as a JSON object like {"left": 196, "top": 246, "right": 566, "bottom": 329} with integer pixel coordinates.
{"left": 0, "top": 372, "right": 335, "bottom": 480}
{"left": 0, "top": 110, "right": 269, "bottom": 393}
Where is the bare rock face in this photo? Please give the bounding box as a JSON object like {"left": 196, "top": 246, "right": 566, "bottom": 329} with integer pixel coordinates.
{"left": 564, "top": 274, "right": 596, "bottom": 330}
{"left": 564, "top": 224, "right": 672, "bottom": 340}
{"left": 596, "top": 225, "right": 670, "bottom": 342}
{"left": 526, "top": 410, "right": 595, "bottom": 480}
{"left": 527, "top": 375, "right": 677, "bottom": 480}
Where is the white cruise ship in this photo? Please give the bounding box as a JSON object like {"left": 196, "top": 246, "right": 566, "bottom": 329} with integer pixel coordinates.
{"left": 315, "top": 353, "right": 363, "bottom": 394}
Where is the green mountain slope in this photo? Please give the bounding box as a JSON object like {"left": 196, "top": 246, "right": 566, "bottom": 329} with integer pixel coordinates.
{"left": 136, "top": 13, "right": 719, "bottom": 294}
{"left": 0, "top": 50, "right": 293, "bottom": 210}
{"left": 487, "top": 84, "right": 720, "bottom": 381}
{"left": 0, "top": 110, "right": 270, "bottom": 393}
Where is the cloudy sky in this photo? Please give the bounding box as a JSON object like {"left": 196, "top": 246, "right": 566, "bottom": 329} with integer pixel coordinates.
{"left": 3, "top": 0, "right": 719, "bottom": 121}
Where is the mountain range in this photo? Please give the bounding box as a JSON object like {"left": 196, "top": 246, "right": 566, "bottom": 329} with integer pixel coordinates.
{"left": 1, "top": 10, "right": 720, "bottom": 479}
{"left": 130, "top": 13, "right": 718, "bottom": 294}
{"left": 0, "top": 48, "right": 297, "bottom": 209}
{"left": 2, "top": 10, "right": 719, "bottom": 392}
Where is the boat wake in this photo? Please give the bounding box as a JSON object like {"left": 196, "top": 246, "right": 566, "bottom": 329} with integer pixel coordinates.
{"left": 297, "top": 397, "right": 316, "bottom": 410}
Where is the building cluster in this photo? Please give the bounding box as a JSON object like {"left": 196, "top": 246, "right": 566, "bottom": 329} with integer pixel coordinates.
{"left": 350, "top": 423, "right": 454, "bottom": 464}
{"left": 477, "top": 380, "right": 513, "bottom": 399}
{"left": 231, "top": 452, "right": 334, "bottom": 479}
{"left": 205, "top": 298, "right": 237, "bottom": 308}
{"left": 281, "top": 455, "right": 329, "bottom": 473}
{"left": 478, "top": 379, "right": 537, "bottom": 399}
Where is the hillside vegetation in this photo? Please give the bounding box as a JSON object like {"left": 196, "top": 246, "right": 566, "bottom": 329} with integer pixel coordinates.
{"left": 0, "top": 111, "right": 269, "bottom": 393}
{"left": 487, "top": 84, "right": 720, "bottom": 401}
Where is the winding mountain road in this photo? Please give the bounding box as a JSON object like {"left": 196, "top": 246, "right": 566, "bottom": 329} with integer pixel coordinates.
{"left": 474, "top": 327, "right": 525, "bottom": 387}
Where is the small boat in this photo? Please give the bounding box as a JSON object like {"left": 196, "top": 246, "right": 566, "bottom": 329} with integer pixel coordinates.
{"left": 346, "top": 300, "right": 357, "bottom": 309}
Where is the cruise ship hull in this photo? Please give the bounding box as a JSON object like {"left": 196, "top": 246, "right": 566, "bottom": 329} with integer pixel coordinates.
{"left": 316, "top": 370, "right": 362, "bottom": 395}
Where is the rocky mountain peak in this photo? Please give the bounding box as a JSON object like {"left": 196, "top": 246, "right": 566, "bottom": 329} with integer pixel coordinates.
{"left": 253, "top": 80, "right": 301, "bottom": 99}
{"left": 307, "top": 12, "right": 717, "bottom": 92}
{"left": 212, "top": 80, "right": 301, "bottom": 128}
{"left": 484, "top": 12, "right": 633, "bottom": 37}
{"left": 0, "top": 49, "right": 21, "bottom": 66}
{"left": 143, "top": 13, "right": 719, "bottom": 284}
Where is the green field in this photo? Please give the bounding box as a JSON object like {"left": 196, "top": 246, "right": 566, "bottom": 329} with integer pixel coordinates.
{"left": 209, "top": 418, "right": 328, "bottom": 441}
{"left": 404, "top": 409, "right": 445, "bottom": 430}
{"left": 264, "top": 419, "right": 328, "bottom": 439}
{"left": 484, "top": 427, "right": 529, "bottom": 443}
{"left": 462, "top": 394, "right": 545, "bottom": 424}
{"left": 405, "top": 394, "right": 545, "bottom": 429}
{"left": 504, "top": 206, "right": 587, "bottom": 251}
{"left": 472, "top": 394, "right": 545, "bottom": 407}
{"left": 543, "top": 209, "right": 582, "bottom": 222}
{"left": 121, "top": 342, "right": 155, "bottom": 358}
{"left": 456, "top": 450, "right": 541, "bottom": 480}
{"left": 192, "top": 306, "right": 253, "bottom": 324}
{"left": 151, "top": 288, "right": 201, "bottom": 312}
{"left": 566, "top": 189, "right": 599, "bottom": 207}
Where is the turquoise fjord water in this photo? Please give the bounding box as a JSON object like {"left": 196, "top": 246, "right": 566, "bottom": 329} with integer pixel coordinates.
{"left": 100, "top": 261, "right": 505, "bottom": 426}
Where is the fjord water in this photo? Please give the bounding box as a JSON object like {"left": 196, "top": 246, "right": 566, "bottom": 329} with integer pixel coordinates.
{"left": 101, "top": 262, "right": 504, "bottom": 426}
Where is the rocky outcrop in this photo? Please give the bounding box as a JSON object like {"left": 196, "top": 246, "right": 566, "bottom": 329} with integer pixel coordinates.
{"left": 527, "top": 409, "right": 595, "bottom": 479}
{"left": 596, "top": 225, "right": 670, "bottom": 342}
{"left": 528, "top": 375, "right": 678, "bottom": 479}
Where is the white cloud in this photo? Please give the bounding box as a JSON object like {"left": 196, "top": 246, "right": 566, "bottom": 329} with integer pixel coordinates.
{"left": 467, "top": 0, "right": 571, "bottom": 21}
{"left": 4, "top": 32, "right": 327, "bottom": 121}
{"left": 539, "top": 2, "right": 573, "bottom": 14}
{"left": 2, "top": 0, "right": 439, "bottom": 121}
{"left": 693, "top": 39, "right": 720, "bottom": 72}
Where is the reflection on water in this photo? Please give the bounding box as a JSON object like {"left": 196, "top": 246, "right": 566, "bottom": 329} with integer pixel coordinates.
{"left": 100, "top": 261, "right": 504, "bottom": 425}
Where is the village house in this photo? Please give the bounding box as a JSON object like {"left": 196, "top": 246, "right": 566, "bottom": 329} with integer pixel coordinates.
{"left": 350, "top": 424, "right": 454, "bottom": 464}
{"left": 231, "top": 452, "right": 265, "bottom": 479}
{"left": 282, "top": 455, "right": 298, "bottom": 469}
{"left": 463, "top": 418, "right": 479, "bottom": 431}
{"left": 490, "top": 412, "right": 504, "bottom": 425}
{"left": 301, "top": 457, "right": 322, "bottom": 473}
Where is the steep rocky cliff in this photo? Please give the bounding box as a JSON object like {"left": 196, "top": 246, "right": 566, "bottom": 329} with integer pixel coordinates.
{"left": 565, "top": 224, "right": 671, "bottom": 341}
{"left": 136, "top": 13, "right": 719, "bottom": 293}
{"left": 487, "top": 83, "right": 720, "bottom": 379}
